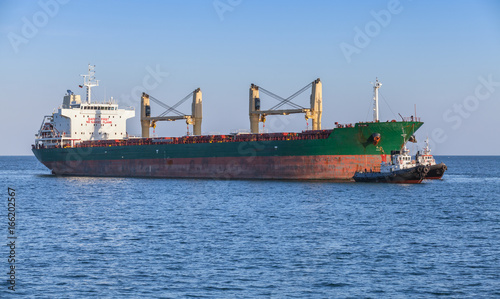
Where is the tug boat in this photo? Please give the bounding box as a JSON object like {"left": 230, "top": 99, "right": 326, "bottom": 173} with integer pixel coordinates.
{"left": 353, "top": 146, "right": 429, "bottom": 183}
{"left": 415, "top": 138, "right": 447, "bottom": 179}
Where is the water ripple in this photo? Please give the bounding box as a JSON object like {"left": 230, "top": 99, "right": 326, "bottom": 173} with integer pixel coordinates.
{"left": 0, "top": 156, "right": 499, "bottom": 297}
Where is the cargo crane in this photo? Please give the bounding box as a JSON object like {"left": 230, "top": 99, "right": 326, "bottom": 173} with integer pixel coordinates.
{"left": 249, "top": 78, "right": 322, "bottom": 133}
{"left": 140, "top": 88, "right": 202, "bottom": 138}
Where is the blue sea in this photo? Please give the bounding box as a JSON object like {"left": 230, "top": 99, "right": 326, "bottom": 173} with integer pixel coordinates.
{"left": 1, "top": 156, "right": 499, "bottom": 298}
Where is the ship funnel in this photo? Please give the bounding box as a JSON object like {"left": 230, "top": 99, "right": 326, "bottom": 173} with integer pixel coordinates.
{"left": 63, "top": 92, "right": 81, "bottom": 108}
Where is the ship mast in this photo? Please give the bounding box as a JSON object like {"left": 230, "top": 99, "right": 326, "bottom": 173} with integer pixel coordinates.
{"left": 424, "top": 137, "right": 431, "bottom": 155}
{"left": 80, "top": 64, "right": 99, "bottom": 103}
{"left": 372, "top": 78, "right": 382, "bottom": 122}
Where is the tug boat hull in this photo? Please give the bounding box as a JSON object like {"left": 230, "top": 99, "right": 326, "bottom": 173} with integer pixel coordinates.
{"left": 425, "top": 162, "right": 447, "bottom": 180}
{"left": 353, "top": 165, "right": 429, "bottom": 184}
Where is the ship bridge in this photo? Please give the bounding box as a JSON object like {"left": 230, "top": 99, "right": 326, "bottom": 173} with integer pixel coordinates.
{"left": 34, "top": 65, "right": 135, "bottom": 149}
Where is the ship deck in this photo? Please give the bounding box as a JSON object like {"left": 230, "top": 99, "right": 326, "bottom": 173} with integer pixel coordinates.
{"left": 76, "top": 129, "right": 335, "bottom": 148}
{"left": 32, "top": 129, "right": 337, "bottom": 149}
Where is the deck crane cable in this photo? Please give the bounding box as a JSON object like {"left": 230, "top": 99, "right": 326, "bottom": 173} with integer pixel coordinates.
{"left": 158, "top": 91, "right": 194, "bottom": 117}
{"left": 148, "top": 95, "right": 185, "bottom": 117}
{"left": 365, "top": 96, "right": 372, "bottom": 121}
{"left": 258, "top": 87, "right": 304, "bottom": 110}
{"left": 258, "top": 81, "right": 313, "bottom": 111}
{"left": 272, "top": 82, "right": 311, "bottom": 110}
{"left": 148, "top": 95, "right": 184, "bottom": 116}
{"left": 379, "top": 91, "right": 398, "bottom": 120}
{"left": 268, "top": 81, "right": 312, "bottom": 110}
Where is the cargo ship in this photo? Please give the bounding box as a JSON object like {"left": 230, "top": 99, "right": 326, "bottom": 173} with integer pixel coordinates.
{"left": 32, "top": 66, "right": 423, "bottom": 180}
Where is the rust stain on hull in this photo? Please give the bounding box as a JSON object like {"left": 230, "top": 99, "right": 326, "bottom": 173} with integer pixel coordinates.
{"left": 45, "top": 155, "right": 388, "bottom": 180}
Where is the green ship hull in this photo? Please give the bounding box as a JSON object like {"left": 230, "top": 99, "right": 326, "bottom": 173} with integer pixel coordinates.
{"left": 32, "top": 121, "right": 422, "bottom": 180}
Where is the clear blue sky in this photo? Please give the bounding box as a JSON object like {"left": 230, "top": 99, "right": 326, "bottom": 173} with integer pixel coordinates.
{"left": 1, "top": 0, "right": 499, "bottom": 155}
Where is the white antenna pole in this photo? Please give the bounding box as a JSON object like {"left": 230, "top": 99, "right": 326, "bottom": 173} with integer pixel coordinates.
{"left": 81, "top": 64, "right": 99, "bottom": 103}
{"left": 373, "top": 78, "right": 382, "bottom": 122}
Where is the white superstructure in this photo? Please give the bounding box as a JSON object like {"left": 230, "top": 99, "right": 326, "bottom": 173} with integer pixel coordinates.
{"left": 380, "top": 146, "right": 416, "bottom": 172}
{"left": 34, "top": 65, "right": 135, "bottom": 148}
{"left": 415, "top": 137, "right": 437, "bottom": 166}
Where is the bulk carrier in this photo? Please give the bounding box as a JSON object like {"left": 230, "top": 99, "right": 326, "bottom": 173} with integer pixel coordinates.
{"left": 32, "top": 66, "right": 423, "bottom": 180}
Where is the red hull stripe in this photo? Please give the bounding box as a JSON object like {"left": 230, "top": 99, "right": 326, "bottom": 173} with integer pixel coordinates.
{"left": 45, "top": 154, "right": 388, "bottom": 180}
